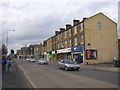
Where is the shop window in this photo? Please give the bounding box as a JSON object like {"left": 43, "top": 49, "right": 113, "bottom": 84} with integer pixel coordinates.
{"left": 86, "top": 50, "right": 97, "bottom": 60}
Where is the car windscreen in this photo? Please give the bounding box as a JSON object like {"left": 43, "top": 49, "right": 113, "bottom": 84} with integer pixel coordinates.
{"left": 65, "top": 61, "right": 76, "bottom": 64}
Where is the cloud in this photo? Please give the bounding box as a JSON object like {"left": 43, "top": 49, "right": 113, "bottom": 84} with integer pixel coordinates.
{"left": 0, "top": 0, "right": 119, "bottom": 53}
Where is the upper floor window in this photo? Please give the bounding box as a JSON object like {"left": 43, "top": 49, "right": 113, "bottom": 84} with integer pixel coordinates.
{"left": 64, "top": 31, "right": 67, "bottom": 37}
{"left": 58, "top": 43, "right": 60, "bottom": 49}
{"left": 69, "top": 39, "right": 72, "bottom": 47}
{"left": 57, "top": 35, "right": 60, "bottom": 40}
{"left": 80, "top": 34, "right": 84, "bottom": 40}
{"left": 61, "top": 42, "right": 64, "bottom": 48}
{"left": 60, "top": 33, "right": 63, "bottom": 39}
{"left": 74, "top": 26, "right": 77, "bottom": 34}
{"left": 64, "top": 40, "right": 68, "bottom": 48}
{"left": 69, "top": 29, "right": 71, "bottom": 36}
{"left": 81, "top": 23, "right": 83, "bottom": 31}
{"left": 97, "top": 22, "right": 102, "bottom": 30}
{"left": 74, "top": 37, "right": 77, "bottom": 46}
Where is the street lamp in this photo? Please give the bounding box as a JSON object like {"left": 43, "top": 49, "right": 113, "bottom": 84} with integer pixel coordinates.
{"left": 6, "top": 30, "right": 15, "bottom": 54}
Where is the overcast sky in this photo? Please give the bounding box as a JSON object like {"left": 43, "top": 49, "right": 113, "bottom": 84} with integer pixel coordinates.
{"left": 0, "top": 0, "right": 119, "bottom": 53}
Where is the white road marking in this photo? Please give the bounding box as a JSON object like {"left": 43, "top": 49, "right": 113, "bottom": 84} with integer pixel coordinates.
{"left": 18, "top": 65, "right": 37, "bottom": 88}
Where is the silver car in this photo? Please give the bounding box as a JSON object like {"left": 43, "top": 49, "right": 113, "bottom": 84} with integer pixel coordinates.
{"left": 38, "top": 58, "right": 48, "bottom": 65}
{"left": 58, "top": 59, "right": 80, "bottom": 71}
{"left": 26, "top": 58, "right": 31, "bottom": 61}
{"left": 30, "top": 58, "right": 36, "bottom": 62}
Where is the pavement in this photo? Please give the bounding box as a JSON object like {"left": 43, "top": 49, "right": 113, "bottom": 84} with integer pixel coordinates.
{"left": 2, "top": 63, "right": 30, "bottom": 88}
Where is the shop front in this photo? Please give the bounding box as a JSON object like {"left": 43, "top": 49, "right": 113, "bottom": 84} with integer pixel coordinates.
{"left": 71, "top": 45, "right": 84, "bottom": 64}
{"left": 51, "top": 51, "right": 57, "bottom": 60}
{"left": 57, "top": 48, "right": 72, "bottom": 60}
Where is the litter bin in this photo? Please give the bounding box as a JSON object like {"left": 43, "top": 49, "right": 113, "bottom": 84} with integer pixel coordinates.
{"left": 113, "top": 60, "right": 118, "bottom": 67}
{"left": 118, "top": 61, "right": 120, "bottom": 67}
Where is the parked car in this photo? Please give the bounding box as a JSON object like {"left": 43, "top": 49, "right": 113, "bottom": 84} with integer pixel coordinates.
{"left": 30, "top": 58, "right": 36, "bottom": 62}
{"left": 26, "top": 58, "right": 31, "bottom": 61}
{"left": 58, "top": 59, "right": 80, "bottom": 71}
{"left": 38, "top": 58, "right": 48, "bottom": 65}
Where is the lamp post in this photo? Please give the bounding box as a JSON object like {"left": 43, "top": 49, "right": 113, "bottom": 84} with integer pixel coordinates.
{"left": 6, "top": 30, "right": 15, "bottom": 54}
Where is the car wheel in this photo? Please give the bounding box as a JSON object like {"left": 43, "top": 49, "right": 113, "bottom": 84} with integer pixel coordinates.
{"left": 58, "top": 65, "right": 61, "bottom": 69}
{"left": 65, "top": 66, "right": 68, "bottom": 71}
{"left": 76, "top": 68, "right": 79, "bottom": 71}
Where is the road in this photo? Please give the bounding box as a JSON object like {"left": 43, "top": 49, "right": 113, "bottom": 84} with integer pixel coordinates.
{"left": 15, "top": 59, "right": 118, "bottom": 88}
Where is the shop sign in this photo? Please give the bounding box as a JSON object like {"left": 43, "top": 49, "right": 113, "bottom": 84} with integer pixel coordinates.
{"left": 71, "top": 45, "right": 84, "bottom": 53}
{"left": 57, "top": 48, "right": 71, "bottom": 54}
{"left": 52, "top": 51, "right": 55, "bottom": 54}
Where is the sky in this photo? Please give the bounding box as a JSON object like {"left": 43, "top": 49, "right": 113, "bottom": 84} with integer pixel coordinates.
{"left": 0, "top": 0, "right": 119, "bottom": 53}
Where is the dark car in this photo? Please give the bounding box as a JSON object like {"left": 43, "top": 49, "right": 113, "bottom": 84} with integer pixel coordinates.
{"left": 58, "top": 59, "right": 80, "bottom": 71}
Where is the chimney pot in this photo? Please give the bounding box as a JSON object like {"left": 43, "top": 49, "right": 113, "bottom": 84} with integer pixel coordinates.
{"left": 73, "top": 19, "right": 79, "bottom": 25}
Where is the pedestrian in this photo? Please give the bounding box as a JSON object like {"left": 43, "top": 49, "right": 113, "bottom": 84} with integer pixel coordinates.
{"left": 2, "top": 56, "right": 7, "bottom": 72}
{"left": 7, "top": 58, "right": 12, "bottom": 72}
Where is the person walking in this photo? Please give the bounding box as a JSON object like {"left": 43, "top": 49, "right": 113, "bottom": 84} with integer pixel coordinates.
{"left": 2, "top": 56, "right": 7, "bottom": 72}
{"left": 7, "top": 58, "right": 12, "bottom": 72}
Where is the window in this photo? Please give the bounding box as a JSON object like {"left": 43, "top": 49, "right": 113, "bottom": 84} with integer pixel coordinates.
{"left": 86, "top": 50, "right": 97, "bottom": 60}
{"left": 58, "top": 43, "right": 60, "bottom": 49}
{"left": 64, "top": 40, "right": 67, "bottom": 48}
{"left": 74, "top": 26, "right": 77, "bottom": 34}
{"left": 80, "top": 34, "right": 84, "bottom": 39}
{"left": 74, "top": 37, "right": 77, "bottom": 45}
{"left": 69, "top": 39, "right": 72, "bottom": 47}
{"left": 61, "top": 42, "right": 64, "bottom": 48}
{"left": 57, "top": 35, "right": 60, "bottom": 40}
{"left": 81, "top": 23, "right": 83, "bottom": 31}
{"left": 60, "top": 33, "right": 63, "bottom": 39}
{"left": 64, "top": 31, "right": 67, "bottom": 37}
{"left": 69, "top": 29, "right": 71, "bottom": 36}
{"left": 97, "top": 22, "right": 102, "bottom": 30}
{"left": 80, "top": 34, "right": 84, "bottom": 44}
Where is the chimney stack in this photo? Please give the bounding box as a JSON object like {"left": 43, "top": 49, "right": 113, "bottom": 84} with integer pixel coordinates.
{"left": 60, "top": 28, "right": 65, "bottom": 33}
{"left": 55, "top": 31, "right": 60, "bottom": 35}
{"left": 66, "top": 24, "right": 71, "bottom": 30}
{"left": 73, "top": 19, "right": 79, "bottom": 26}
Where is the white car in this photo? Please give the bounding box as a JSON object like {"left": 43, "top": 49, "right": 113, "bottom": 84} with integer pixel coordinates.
{"left": 58, "top": 59, "right": 80, "bottom": 71}
{"left": 26, "top": 58, "right": 31, "bottom": 61}
{"left": 38, "top": 58, "right": 48, "bottom": 65}
{"left": 30, "top": 58, "right": 36, "bottom": 62}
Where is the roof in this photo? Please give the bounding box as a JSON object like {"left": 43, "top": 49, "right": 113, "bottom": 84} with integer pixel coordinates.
{"left": 83, "top": 12, "right": 117, "bottom": 24}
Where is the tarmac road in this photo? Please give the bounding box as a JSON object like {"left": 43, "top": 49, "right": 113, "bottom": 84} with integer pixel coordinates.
{"left": 15, "top": 59, "right": 118, "bottom": 88}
